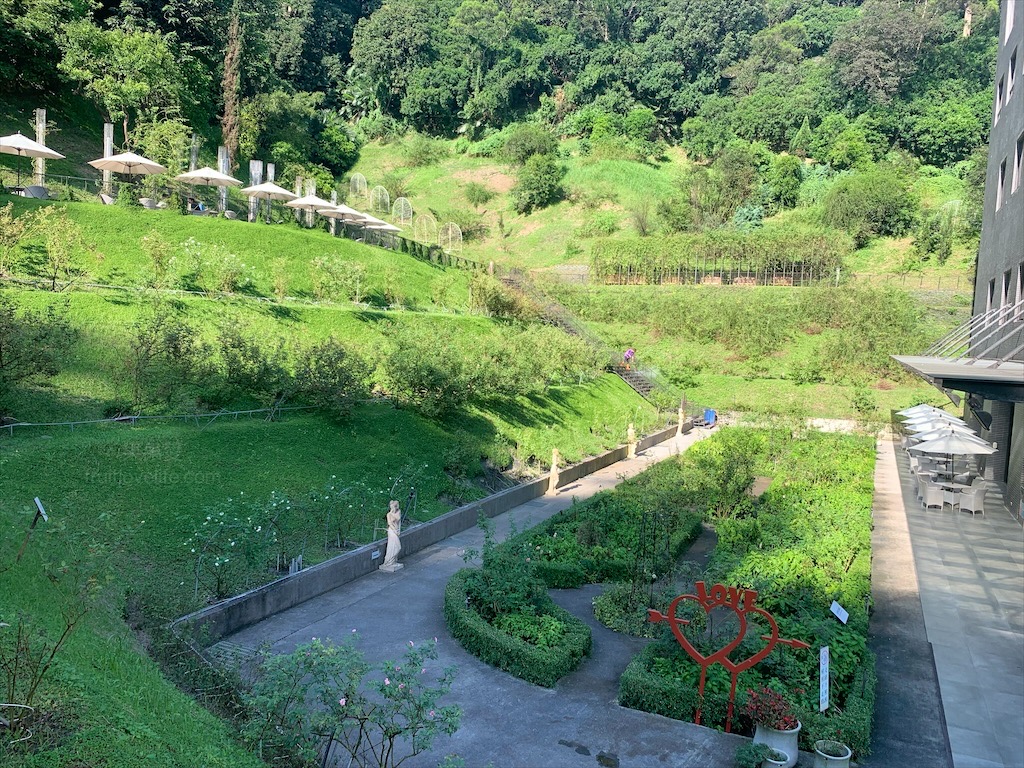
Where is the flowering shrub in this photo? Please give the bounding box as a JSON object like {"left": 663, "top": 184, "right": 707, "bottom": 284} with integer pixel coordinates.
{"left": 242, "top": 634, "right": 460, "bottom": 768}
{"left": 743, "top": 685, "right": 797, "bottom": 731}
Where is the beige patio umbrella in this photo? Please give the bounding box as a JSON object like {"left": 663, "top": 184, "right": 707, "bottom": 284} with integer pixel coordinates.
{"left": 240, "top": 181, "right": 299, "bottom": 223}
{"left": 239, "top": 181, "right": 298, "bottom": 201}
{"left": 88, "top": 151, "right": 167, "bottom": 183}
{"left": 175, "top": 166, "right": 242, "bottom": 187}
{"left": 285, "top": 194, "right": 335, "bottom": 211}
{"left": 0, "top": 132, "right": 64, "bottom": 188}
{"left": 286, "top": 194, "right": 335, "bottom": 227}
{"left": 315, "top": 204, "right": 364, "bottom": 221}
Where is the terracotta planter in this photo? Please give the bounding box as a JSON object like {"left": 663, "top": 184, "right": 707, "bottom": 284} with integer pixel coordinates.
{"left": 813, "top": 739, "right": 852, "bottom": 768}
{"left": 753, "top": 721, "right": 800, "bottom": 768}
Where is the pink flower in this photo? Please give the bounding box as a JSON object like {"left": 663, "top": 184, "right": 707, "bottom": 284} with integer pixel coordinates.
{"left": 421, "top": 668, "right": 426, "bottom": 674}
{"left": 399, "top": 683, "right": 405, "bottom": 690}
{"left": 339, "top": 698, "right": 346, "bottom": 706}
{"left": 429, "top": 710, "right": 435, "bottom": 718}
{"left": 384, "top": 677, "right": 391, "bottom": 685}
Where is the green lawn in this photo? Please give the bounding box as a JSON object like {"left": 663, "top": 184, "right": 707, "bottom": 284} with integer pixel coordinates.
{"left": 2, "top": 196, "right": 473, "bottom": 308}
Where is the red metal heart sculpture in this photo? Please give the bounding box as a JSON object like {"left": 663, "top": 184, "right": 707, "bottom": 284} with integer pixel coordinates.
{"left": 649, "top": 581, "right": 810, "bottom": 732}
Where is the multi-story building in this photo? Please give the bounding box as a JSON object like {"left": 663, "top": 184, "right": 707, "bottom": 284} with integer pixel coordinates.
{"left": 895, "top": 0, "right": 1024, "bottom": 517}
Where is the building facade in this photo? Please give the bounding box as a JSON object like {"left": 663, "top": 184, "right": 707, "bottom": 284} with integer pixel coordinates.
{"left": 896, "top": 0, "right": 1024, "bottom": 517}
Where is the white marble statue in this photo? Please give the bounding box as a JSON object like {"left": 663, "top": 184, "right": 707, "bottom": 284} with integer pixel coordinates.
{"left": 380, "top": 499, "right": 403, "bottom": 571}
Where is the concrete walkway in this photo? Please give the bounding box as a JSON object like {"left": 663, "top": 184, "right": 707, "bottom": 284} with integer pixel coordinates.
{"left": 220, "top": 428, "right": 757, "bottom": 768}
{"left": 218, "top": 430, "right": 1024, "bottom": 768}
{"left": 867, "top": 436, "right": 1024, "bottom": 768}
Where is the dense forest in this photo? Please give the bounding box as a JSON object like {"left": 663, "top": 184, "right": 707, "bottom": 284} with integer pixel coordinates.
{"left": 1, "top": 0, "right": 997, "bottom": 172}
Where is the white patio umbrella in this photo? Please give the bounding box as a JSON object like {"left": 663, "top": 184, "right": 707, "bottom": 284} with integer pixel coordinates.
{"left": 175, "top": 166, "right": 242, "bottom": 187}
{"left": 909, "top": 425, "right": 979, "bottom": 442}
{"left": 285, "top": 194, "right": 335, "bottom": 212}
{"left": 905, "top": 417, "right": 969, "bottom": 433}
{"left": 366, "top": 221, "right": 402, "bottom": 232}
{"left": 315, "top": 204, "right": 364, "bottom": 221}
{"left": 88, "top": 151, "right": 167, "bottom": 182}
{"left": 897, "top": 404, "right": 946, "bottom": 417}
{"left": 239, "top": 181, "right": 298, "bottom": 201}
{"left": 899, "top": 409, "right": 960, "bottom": 423}
{"left": 909, "top": 431, "right": 996, "bottom": 480}
{"left": 0, "top": 132, "right": 64, "bottom": 187}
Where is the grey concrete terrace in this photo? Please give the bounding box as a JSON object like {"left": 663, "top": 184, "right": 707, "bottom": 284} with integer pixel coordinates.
{"left": 884, "top": 439, "right": 1024, "bottom": 768}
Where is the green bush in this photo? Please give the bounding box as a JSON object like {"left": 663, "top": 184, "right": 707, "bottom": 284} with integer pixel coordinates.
{"left": 444, "top": 568, "right": 591, "bottom": 687}
{"left": 511, "top": 154, "right": 565, "bottom": 214}
{"left": 822, "top": 166, "right": 918, "bottom": 246}
{"left": 501, "top": 124, "right": 558, "bottom": 165}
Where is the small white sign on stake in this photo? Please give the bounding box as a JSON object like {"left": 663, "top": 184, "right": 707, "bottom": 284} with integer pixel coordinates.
{"left": 820, "top": 646, "right": 830, "bottom": 712}
{"left": 371, "top": 549, "right": 380, "bottom": 560}
{"left": 830, "top": 600, "right": 849, "bottom": 624}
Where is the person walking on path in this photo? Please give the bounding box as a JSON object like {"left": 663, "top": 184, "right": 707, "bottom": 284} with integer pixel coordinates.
{"left": 623, "top": 347, "right": 635, "bottom": 370}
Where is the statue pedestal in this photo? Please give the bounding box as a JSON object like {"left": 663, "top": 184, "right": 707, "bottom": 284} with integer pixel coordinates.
{"left": 379, "top": 563, "right": 404, "bottom": 573}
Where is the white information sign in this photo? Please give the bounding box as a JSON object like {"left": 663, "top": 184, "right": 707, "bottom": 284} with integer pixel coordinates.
{"left": 820, "top": 646, "right": 830, "bottom": 712}
{"left": 830, "top": 600, "right": 849, "bottom": 624}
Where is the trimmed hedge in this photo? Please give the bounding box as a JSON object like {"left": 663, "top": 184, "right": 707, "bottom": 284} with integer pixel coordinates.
{"left": 443, "top": 568, "right": 592, "bottom": 687}
{"left": 618, "top": 641, "right": 736, "bottom": 727}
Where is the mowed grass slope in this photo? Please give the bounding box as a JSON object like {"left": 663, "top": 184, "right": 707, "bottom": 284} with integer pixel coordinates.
{"left": 3, "top": 196, "right": 471, "bottom": 308}
{"left": 1, "top": 194, "right": 659, "bottom": 765}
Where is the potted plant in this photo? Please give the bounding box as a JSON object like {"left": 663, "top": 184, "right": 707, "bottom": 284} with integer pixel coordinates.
{"left": 813, "top": 739, "right": 853, "bottom": 768}
{"left": 743, "top": 686, "right": 801, "bottom": 768}
{"left": 735, "top": 742, "right": 790, "bottom": 768}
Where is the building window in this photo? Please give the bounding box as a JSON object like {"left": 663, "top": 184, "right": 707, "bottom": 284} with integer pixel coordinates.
{"left": 997, "top": 76, "right": 1005, "bottom": 119}
{"left": 1009, "top": 0, "right": 1017, "bottom": 44}
{"left": 1014, "top": 132, "right": 1024, "bottom": 193}
{"left": 987, "top": 278, "right": 996, "bottom": 313}
{"left": 1010, "top": 48, "right": 1018, "bottom": 95}
{"left": 997, "top": 158, "right": 1007, "bottom": 209}
{"left": 1017, "top": 263, "right": 1024, "bottom": 320}
{"left": 1002, "top": 270, "right": 1013, "bottom": 323}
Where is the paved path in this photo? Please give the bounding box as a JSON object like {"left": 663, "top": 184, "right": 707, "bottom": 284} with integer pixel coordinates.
{"left": 222, "top": 429, "right": 757, "bottom": 768}
{"left": 868, "top": 437, "right": 1024, "bottom": 768}
{"left": 220, "top": 430, "right": 1024, "bottom": 768}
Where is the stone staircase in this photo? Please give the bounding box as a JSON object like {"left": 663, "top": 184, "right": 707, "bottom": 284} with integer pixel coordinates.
{"left": 498, "top": 269, "right": 671, "bottom": 406}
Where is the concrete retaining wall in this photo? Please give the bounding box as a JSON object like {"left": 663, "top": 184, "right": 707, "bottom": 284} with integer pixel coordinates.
{"left": 173, "top": 420, "right": 693, "bottom": 645}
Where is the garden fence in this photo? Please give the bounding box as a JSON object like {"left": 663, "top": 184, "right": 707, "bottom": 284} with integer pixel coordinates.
{"left": 1, "top": 405, "right": 318, "bottom": 437}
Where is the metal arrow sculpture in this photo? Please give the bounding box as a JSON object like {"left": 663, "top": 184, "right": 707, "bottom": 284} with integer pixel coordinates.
{"left": 648, "top": 581, "right": 810, "bottom": 732}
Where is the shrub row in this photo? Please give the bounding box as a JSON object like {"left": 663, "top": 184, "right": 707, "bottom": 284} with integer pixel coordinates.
{"left": 619, "top": 641, "right": 734, "bottom": 726}
{"left": 443, "top": 568, "right": 592, "bottom": 687}
{"left": 590, "top": 224, "right": 853, "bottom": 280}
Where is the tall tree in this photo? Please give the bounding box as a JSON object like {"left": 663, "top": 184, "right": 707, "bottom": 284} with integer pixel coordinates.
{"left": 221, "top": 1, "right": 243, "bottom": 168}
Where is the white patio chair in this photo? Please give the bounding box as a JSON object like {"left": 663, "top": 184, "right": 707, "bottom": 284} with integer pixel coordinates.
{"left": 922, "top": 484, "right": 945, "bottom": 510}
{"left": 958, "top": 486, "right": 985, "bottom": 517}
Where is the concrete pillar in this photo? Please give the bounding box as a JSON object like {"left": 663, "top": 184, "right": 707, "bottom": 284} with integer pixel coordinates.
{"left": 304, "top": 178, "right": 316, "bottom": 228}
{"left": 33, "top": 109, "right": 46, "bottom": 185}
{"left": 294, "top": 177, "right": 303, "bottom": 224}
{"left": 189, "top": 133, "right": 200, "bottom": 171}
{"left": 102, "top": 123, "right": 114, "bottom": 193}
{"left": 982, "top": 399, "right": 1013, "bottom": 484}
{"left": 627, "top": 423, "right": 637, "bottom": 459}
{"left": 677, "top": 399, "right": 686, "bottom": 437}
{"left": 248, "top": 160, "right": 263, "bottom": 222}
{"left": 330, "top": 189, "right": 338, "bottom": 236}
{"left": 217, "top": 145, "right": 229, "bottom": 212}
